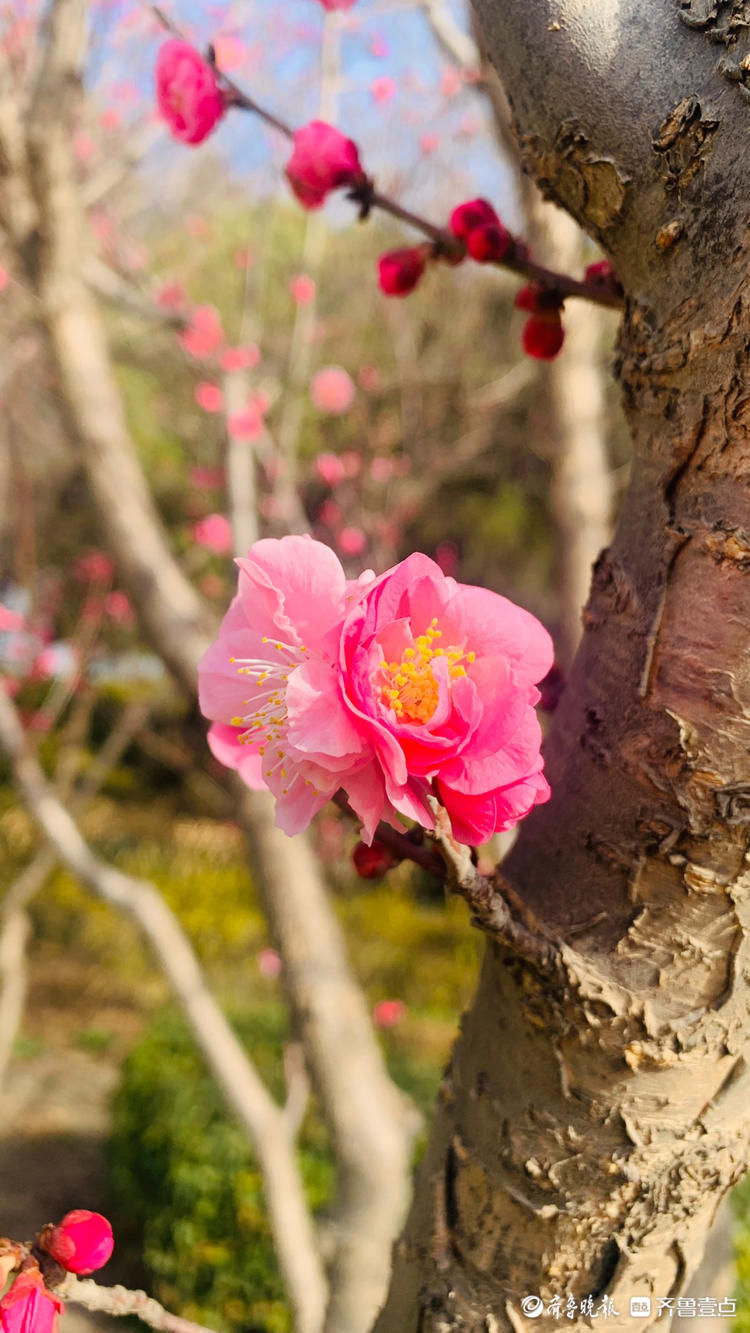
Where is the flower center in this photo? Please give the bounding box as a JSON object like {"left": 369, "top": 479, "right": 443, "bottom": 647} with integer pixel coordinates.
{"left": 379, "top": 618, "right": 474, "bottom": 725}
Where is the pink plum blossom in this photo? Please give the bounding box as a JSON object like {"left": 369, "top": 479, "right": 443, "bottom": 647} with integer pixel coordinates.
{"left": 155, "top": 40, "right": 225, "bottom": 145}
{"left": 179, "top": 305, "right": 224, "bottom": 359}
{"left": 193, "top": 514, "right": 232, "bottom": 554}
{"left": 317, "top": 0, "right": 357, "bottom": 9}
{"left": 156, "top": 280, "right": 186, "bottom": 309}
{"left": 227, "top": 405, "right": 264, "bottom": 440}
{"left": 338, "top": 526, "right": 367, "bottom": 557}
{"left": 104, "top": 591, "right": 135, "bottom": 626}
{"left": 258, "top": 947, "right": 283, "bottom": 978}
{"left": 311, "top": 366, "right": 355, "bottom": 415}
{"left": 221, "top": 344, "right": 261, "bottom": 372}
{"left": 373, "top": 998, "right": 406, "bottom": 1028}
{"left": 290, "top": 274, "right": 316, "bottom": 305}
{"left": 189, "top": 466, "right": 225, "bottom": 490}
{"left": 198, "top": 538, "right": 553, "bottom": 846}
{"left": 195, "top": 381, "right": 224, "bottom": 413}
{"left": 285, "top": 121, "right": 364, "bottom": 210}
{"left": 315, "top": 453, "right": 346, "bottom": 486}
{"left": 0, "top": 603, "right": 24, "bottom": 631}
{"left": 0, "top": 1270, "right": 63, "bottom": 1333}
{"left": 371, "top": 77, "right": 396, "bottom": 104}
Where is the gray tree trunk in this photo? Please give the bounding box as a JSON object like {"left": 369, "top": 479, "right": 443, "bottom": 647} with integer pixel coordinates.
{"left": 374, "top": 3, "right": 750, "bottom": 1329}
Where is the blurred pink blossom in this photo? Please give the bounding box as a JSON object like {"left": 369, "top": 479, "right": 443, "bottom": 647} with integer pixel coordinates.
{"left": 104, "top": 590, "right": 135, "bottom": 626}
{"left": 195, "top": 382, "right": 224, "bottom": 413}
{"left": 73, "top": 131, "right": 95, "bottom": 163}
{"left": 290, "top": 274, "right": 316, "bottom": 305}
{"left": 318, "top": 499, "right": 342, "bottom": 527}
{"left": 228, "top": 406, "right": 264, "bottom": 440}
{"left": 420, "top": 133, "right": 440, "bottom": 155}
{"left": 373, "top": 999, "right": 406, "bottom": 1029}
{"left": 338, "top": 526, "right": 367, "bottom": 557}
{"left": 440, "top": 67, "right": 462, "bottom": 97}
{"left": 371, "top": 76, "right": 396, "bottom": 104}
{"left": 370, "top": 457, "right": 394, "bottom": 483}
{"left": 315, "top": 453, "right": 345, "bottom": 486}
{"left": 0, "top": 603, "right": 23, "bottom": 631}
{"left": 357, "top": 364, "right": 380, "bottom": 392}
{"left": 370, "top": 36, "right": 389, "bottom": 58}
{"left": 258, "top": 947, "right": 283, "bottom": 978}
{"left": 234, "top": 247, "right": 255, "bottom": 269}
{"left": 189, "top": 466, "right": 225, "bottom": 490}
{"left": 435, "top": 541, "right": 459, "bottom": 576}
{"left": 212, "top": 34, "right": 247, "bottom": 69}
{"left": 156, "top": 40, "right": 225, "bottom": 145}
{"left": 339, "top": 450, "right": 362, "bottom": 479}
{"left": 221, "top": 344, "right": 261, "bottom": 372}
{"left": 311, "top": 366, "right": 355, "bottom": 415}
{"left": 156, "top": 280, "right": 186, "bottom": 309}
{"left": 74, "top": 551, "right": 114, "bottom": 584}
{"left": 193, "top": 514, "right": 232, "bottom": 554}
{"left": 179, "top": 305, "right": 224, "bottom": 359}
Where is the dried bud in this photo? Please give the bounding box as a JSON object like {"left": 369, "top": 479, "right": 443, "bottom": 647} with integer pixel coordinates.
{"left": 42, "top": 1211, "right": 114, "bottom": 1276}
{"left": 352, "top": 839, "right": 395, "bottom": 879}
{"left": 377, "top": 246, "right": 427, "bottom": 297}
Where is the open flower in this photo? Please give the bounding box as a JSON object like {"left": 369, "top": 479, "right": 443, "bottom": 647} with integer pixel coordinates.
{"left": 0, "top": 1271, "right": 63, "bottom": 1333}
{"left": 198, "top": 538, "right": 552, "bottom": 846}
{"left": 156, "top": 40, "right": 225, "bottom": 146}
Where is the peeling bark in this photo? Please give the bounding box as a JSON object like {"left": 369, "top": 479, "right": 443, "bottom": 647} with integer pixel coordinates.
{"left": 374, "top": 3, "right": 750, "bottom": 1329}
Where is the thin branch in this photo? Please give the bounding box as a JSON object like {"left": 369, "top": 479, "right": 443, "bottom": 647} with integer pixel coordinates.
{"left": 0, "top": 686, "right": 327, "bottom": 1333}
{"left": 58, "top": 1276, "right": 219, "bottom": 1333}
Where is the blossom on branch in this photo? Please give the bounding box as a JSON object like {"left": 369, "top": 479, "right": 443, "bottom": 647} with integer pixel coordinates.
{"left": 515, "top": 284, "right": 565, "bottom": 361}
{"left": 449, "top": 198, "right": 512, "bottom": 264}
{"left": 155, "top": 40, "right": 225, "bottom": 146}
{"left": 198, "top": 538, "right": 552, "bottom": 847}
{"left": 285, "top": 121, "right": 365, "bottom": 209}
{"left": 0, "top": 1271, "right": 63, "bottom": 1333}
{"left": 42, "top": 1211, "right": 114, "bottom": 1276}
{"left": 378, "top": 246, "right": 428, "bottom": 297}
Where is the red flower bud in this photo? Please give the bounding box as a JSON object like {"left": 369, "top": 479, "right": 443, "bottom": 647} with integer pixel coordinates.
{"left": 155, "top": 41, "right": 225, "bottom": 146}
{"left": 44, "top": 1211, "right": 114, "bottom": 1275}
{"left": 514, "top": 283, "right": 563, "bottom": 316}
{"left": 521, "top": 314, "right": 565, "bottom": 361}
{"left": 352, "top": 839, "right": 395, "bottom": 879}
{"left": 584, "top": 259, "right": 617, "bottom": 286}
{"left": 378, "top": 246, "right": 427, "bottom": 297}
{"left": 449, "top": 199, "right": 512, "bottom": 263}
{"left": 0, "top": 1271, "right": 63, "bottom": 1333}
{"left": 285, "top": 121, "right": 364, "bottom": 210}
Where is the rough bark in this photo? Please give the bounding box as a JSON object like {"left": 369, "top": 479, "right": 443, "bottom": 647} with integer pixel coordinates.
{"left": 374, "top": 3, "right": 750, "bottom": 1330}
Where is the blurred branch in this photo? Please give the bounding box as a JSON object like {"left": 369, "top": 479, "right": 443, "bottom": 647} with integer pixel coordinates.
{"left": 0, "top": 685, "right": 328, "bottom": 1333}
{"left": 282, "top": 1041, "right": 311, "bottom": 1141}
{"left": 420, "top": 0, "right": 480, "bottom": 72}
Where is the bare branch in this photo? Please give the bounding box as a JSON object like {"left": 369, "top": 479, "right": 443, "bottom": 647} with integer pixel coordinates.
{"left": 58, "top": 1276, "right": 219, "bottom": 1333}
{"left": 0, "top": 688, "right": 327, "bottom": 1333}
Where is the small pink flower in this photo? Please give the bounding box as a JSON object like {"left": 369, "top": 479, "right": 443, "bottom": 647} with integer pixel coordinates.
{"left": 221, "top": 344, "right": 261, "bottom": 372}
{"left": 317, "top": 0, "right": 357, "bottom": 8}
{"left": 258, "top": 947, "right": 283, "bottom": 978}
{"left": 185, "top": 215, "right": 210, "bottom": 238}
{"left": 339, "top": 450, "right": 362, "bottom": 479}
{"left": 357, "top": 364, "right": 380, "bottom": 392}
{"left": 155, "top": 40, "right": 225, "bottom": 146}
{"left": 338, "top": 526, "right": 367, "bottom": 557}
{"left": 234, "top": 247, "right": 254, "bottom": 269}
{"left": 193, "top": 513, "right": 232, "bottom": 554}
{"left": 156, "top": 280, "right": 186, "bottom": 309}
{"left": 370, "top": 457, "right": 394, "bottom": 483}
{"left": 195, "top": 381, "right": 224, "bottom": 413}
{"left": 0, "top": 268, "right": 8, "bottom": 293}
{"left": 285, "top": 121, "right": 364, "bottom": 210}
{"left": 73, "top": 131, "right": 95, "bottom": 163}
{"left": 373, "top": 998, "right": 406, "bottom": 1028}
{"left": 227, "top": 406, "right": 264, "bottom": 440}
{"left": 104, "top": 590, "right": 134, "bottom": 626}
{"left": 44, "top": 1210, "right": 114, "bottom": 1275}
{"left": 100, "top": 108, "right": 120, "bottom": 131}
{"left": 315, "top": 453, "right": 346, "bottom": 486}
{"left": 435, "top": 541, "right": 458, "bottom": 576}
{"left": 371, "top": 77, "right": 396, "bottom": 104}
{"left": 311, "top": 366, "right": 356, "bottom": 415}
{"left": 290, "top": 274, "right": 316, "bottom": 305}
{"left": 318, "top": 499, "right": 342, "bottom": 527}
{"left": 420, "top": 133, "right": 440, "bottom": 155}
{"left": 378, "top": 247, "right": 427, "bottom": 298}
{"left": 0, "top": 1270, "right": 63, "bottom": 1333}
{"left": 198, "top": 539, "right": 553, "bottom": 845}
{"left": 179, "top": 305, "right": 224, "bottom": 360}
{"left": 370, "top": 36, "right": 389, "bottom": 58}
{"left": 0, "top": 602, "right": 24, "bottom": 631}
{"left": 440, "top": 67, "right": 462, "bottom": 97}
{"left": 515, "top": 286, "right": 565, "bottom": 361}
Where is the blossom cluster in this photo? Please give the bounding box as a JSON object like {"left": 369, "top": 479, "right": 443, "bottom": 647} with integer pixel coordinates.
{"left": 153, "top": 42, "right": 622, "bottom": 364}
{"left": 0, "top": 1213, "right": 113, "bottom": 1333}
{"left": 198, "top": 537, "right": 552, "bottom": 848}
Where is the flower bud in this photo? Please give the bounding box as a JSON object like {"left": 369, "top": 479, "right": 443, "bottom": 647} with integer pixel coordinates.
{"left": 352, "top": 839, "right": 394, "bottom": 879}
{"left": 377, "top": 247, "right": 427, "bottom": 297}
{"left": 285, "top": 121, "right": 364, "bottom": 209}
{"left": 156, "top": 41, "right": 225, "bottom": 146}
{"left": 521, "top": 314, "right": 565, "bottom": 361}
{"left": 449, "top": 199, "right": 511, "bottom": 263}
{"left": 43, "top": 1211, "right": 114, "bottom": 1275}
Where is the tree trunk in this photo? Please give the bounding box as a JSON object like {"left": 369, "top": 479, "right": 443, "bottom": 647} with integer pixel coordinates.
{"left": 374, "top": 3, "right": 750, "bottom": 1329}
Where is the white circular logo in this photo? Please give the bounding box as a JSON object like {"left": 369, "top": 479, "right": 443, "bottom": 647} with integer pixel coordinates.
{"left": 521, "top": 1296, "right": 544, "bottom": 1318}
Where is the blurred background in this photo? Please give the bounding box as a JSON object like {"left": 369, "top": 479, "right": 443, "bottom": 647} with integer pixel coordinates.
{"left": 6, "top": 3, "right": 735, "bottom": 1333}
